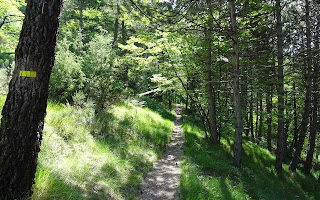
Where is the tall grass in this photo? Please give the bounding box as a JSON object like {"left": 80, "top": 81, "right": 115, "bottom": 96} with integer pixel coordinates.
{"left": 181, "top": 115, "right": 320, "bottom": 200}
{"left": 29, "top": 97, "right": 174, "bottom": 200}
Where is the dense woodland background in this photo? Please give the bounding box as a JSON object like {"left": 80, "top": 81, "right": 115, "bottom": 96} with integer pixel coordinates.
{"left": 0, "top": 0, "right": 320, "bottom": 199}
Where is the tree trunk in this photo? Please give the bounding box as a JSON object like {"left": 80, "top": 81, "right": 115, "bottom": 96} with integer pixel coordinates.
{"left": 304, "top": 18, "right": 319, "bottom": 174}
{"left": 0, "top": 16, "right": 8, "bottom": 29}
{"left": 250, "top": 91, "right": 254, "bottom": 139}
{"left": 79, "top": 0, "right": 83, "bottom": 30}
{"left": 121, "top": 21, "right": 127, "bottom": 44}
{"left": 289, "top": 83, "right": 299, "bottom": 154}
{"left": 185, "top": 89, "right": 189, "bottom": 112}
{"left": 243, "top": 67, "right": 249, "bottom": 137}
{"left": 205, "top": 27, "right": 219, "bottom": 144}
{"left": 0, "top": 0, "right": 63, "bottom": 198}
{"left": 112, "top": 4, "right": 120, "bottom": 48}
{"left": 113, "top": 18, "right": 119, "bottom": 47}
{"left": 290, "top": 0, "right": 312, "bottom": 172}
{"left": 258, "top": 92, "right": 263, "bottom": 141}
{"left": 275, "top": 0, "right": 286, "bottom": 174}
{"left": 205, "top": 0, "right": 219, "bottom": 144}
{"left": 168, "top": 91, "right": 173, "bottom": 110}
{"left": 266, "top": 87, "right": 272, "bottom": 151}
{"left": 255, "top": 93, "right": 259, "bottom": 138}
{"left": 230, "top": 0, "right": 243, "bottom": 168}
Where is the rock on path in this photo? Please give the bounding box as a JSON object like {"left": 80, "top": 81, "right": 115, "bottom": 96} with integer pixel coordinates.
{"left": 137, "top": 105, "right": 185, "bottom": 200}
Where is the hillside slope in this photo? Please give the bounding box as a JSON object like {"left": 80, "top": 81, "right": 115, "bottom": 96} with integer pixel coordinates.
{"left": 181, "top": 115, "right": 320, "bottom": 200}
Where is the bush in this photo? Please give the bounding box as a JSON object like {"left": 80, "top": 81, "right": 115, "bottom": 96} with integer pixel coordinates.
{"left": 49, "top": 32, "right": 125, "bottom": 106}
{"left": 82, "top": 34, "right": 124, "bottom": 108}
{"left": 49, "top": 37, "right": 85, "bottom": 103}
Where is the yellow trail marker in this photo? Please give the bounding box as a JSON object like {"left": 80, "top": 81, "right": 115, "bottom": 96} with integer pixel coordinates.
{"left": 19, "top": 71, "right": 37, "bottom": 78}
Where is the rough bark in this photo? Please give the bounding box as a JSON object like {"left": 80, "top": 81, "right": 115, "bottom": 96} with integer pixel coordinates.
{"left": 290, "top": 0, "right": 312, "bottom": 172}
{"left": 0, "top": 0, "right": 63, "bottom": 198}
{"left": 275, "top": 0, "right": 286, "bottom": 174}
{"left": 317, "top": 16, "right": 320, "bottom": 183}
{"left": 230, "top": 0, "right": 243, "bottom": 168}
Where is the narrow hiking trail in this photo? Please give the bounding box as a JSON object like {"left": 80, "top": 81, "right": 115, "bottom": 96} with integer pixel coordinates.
{"left": 137, "top": 105, "right": 185, "bottom": 200}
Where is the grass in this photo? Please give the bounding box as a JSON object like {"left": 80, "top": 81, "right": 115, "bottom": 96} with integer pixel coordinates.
{"left": 28, "top": 97, "right": 175, "bottom": 200}
{"left": 2, "top": 90, "right": 319, "bottom": 199}
{"left": 180, "top": 114, "right": 320, "bottom": 200}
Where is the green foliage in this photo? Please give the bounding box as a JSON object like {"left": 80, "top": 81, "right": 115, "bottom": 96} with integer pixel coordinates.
{"left": 49, "top": 31, "right": 125, "bottom": 106}
{"left": 181, "top": 115, "right": 320, "bottom": 200}
{"left": 49, "top": 37, "right": 85, "bottom": 103}
{"left": 0, "top": 0, "right": 25, "bottom": 51}
{"left": 31, "top": 97, "right": 174, "bottom": 200}
{"left": 0, "top": 0, "right": 25, "bottom": 72}
{"left": 82, "top": 34, "right": 123, "bottom": 107}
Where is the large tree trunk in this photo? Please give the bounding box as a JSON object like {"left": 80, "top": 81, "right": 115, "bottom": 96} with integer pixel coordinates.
{"left": 289, "top": 0, "right": 312, "bottom": 172}
{"left": 230, "top": 0, "right": 243, "bottom": 168}
{"left": 304, "top": 16, "right": 319, "bottom": 174}
{"left": 0, "top": 0, "right": 63, "bottom": 198}
{"left": 275, "top": 0, "right": 286, "bottom": 174}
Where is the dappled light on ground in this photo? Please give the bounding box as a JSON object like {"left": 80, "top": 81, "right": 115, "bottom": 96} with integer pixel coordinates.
{"left": 138, "top": 105, "right": 185, "bottom": 200}
{"left": 31, "top": 98, "right": 174, "bottom": 200}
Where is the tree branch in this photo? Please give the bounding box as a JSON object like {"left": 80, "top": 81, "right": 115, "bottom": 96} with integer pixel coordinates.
{"left": 0, "top": 16, "right": 8, "bottom": 29}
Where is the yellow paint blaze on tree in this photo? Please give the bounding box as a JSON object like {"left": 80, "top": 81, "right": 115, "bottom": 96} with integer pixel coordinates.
{"left": 19, "top": 71, "right": 36, "bottom": 77}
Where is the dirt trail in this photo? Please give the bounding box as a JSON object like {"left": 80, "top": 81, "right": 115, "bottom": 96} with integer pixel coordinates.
{"left": 137, "top": 105, "right": 185, "bottom": 200}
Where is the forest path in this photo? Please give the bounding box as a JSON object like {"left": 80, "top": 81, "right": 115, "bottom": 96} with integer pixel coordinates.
{"left": 137, "top": 105, "right": 185, "bottom": 200}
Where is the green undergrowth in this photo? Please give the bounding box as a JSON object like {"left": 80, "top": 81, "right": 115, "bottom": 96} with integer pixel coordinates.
{"left": 181, "top": 115, "right": 320, "bottom": 200}
{"left": 30, "top": 97, "right": 175, "bottom": 200}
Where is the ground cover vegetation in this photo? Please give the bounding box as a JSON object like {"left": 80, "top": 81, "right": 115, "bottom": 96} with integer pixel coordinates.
{"left": 0, "top": 94, "right": 174, "bottom": 199}
{"left": 0, "top": 0, "right": 320, "bottom": 199}
{"left": 181, "top": 114, "right": 320, "bottom": 199}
